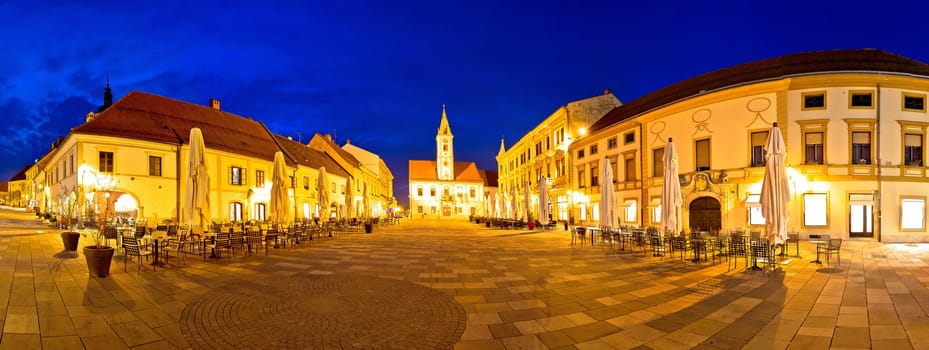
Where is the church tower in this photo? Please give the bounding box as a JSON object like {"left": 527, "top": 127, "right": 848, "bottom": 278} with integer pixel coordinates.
{"left": 436, "top": 104, "right": 454, "bottom": 181}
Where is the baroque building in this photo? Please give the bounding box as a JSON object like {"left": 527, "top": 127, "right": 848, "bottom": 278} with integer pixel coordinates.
{"left": 521, "top": 49, "right": 929, "bottom": 242}
{"left": 409, "top": 106, "right": 496, "bottom": 218}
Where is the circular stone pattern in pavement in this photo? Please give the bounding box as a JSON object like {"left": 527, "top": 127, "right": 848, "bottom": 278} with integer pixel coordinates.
{"left": 180, "top": 273, "right": 466, "bottom": 350}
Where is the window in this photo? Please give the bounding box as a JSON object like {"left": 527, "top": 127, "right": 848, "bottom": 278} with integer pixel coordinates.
{"left": 99, "top": 151, "right": 114, "bottom": 173}
{"left": 417, "top": 205, "right": 423, "bottom": 213}
{"left": 751, "top": 131, "right": 768, "bottom": 167}
{"left": 577, "top": 149, "right": 585, "bottom": 159}
{"left": 590, "top": 145, "right": 598, "bottom": 155}
{"left": 442, "top": 144, "right": 448, "bottom": 152}
{"left": 555, "top": 159, "right": 564, "bottom": 177}
{"left": 430, "top": 187, "right": 436, "bottom": 197}
{"left": 592, "top": 203, "right": 600, "bottom": 221}
{"left": 607, "top": 137, "right": 618, "bottom": 149}
{"left": 695, "top": 139, "right": 710, "bottom": 171}
{"left": 849, "top": 90, "right": 873, "bottom": 108}
{"left": 469, "top": 187, "right": 476, "bottom": 198}
{"left": 417, "top": 186, "right": 423, "bottom": 197}
{"left": 303, "top": 176, "right": 310, "bottom": 190}
{"left": 443, "top": 187, "right": 449, "bottom": 197}
{"left": 255, "top": 203, "right": 266, "bottom": 221}
{"left": 852, "top": 132, "right": 872, "bottom": 164}
{"left": 256, "top": 170, "right": 265, "bottom": 186}
{"left": 229, "top": 202, "right": 243, "bottom": 221}
{"left": 901, "top": 197, "right": 925, "bottom": 231}
{"left": 805, "top": 132, "right": 824, "bottom": 165}
{"left": 331, "top": 182, "right": 336, "bottom": 193}
{"left": 546, "top": 136, "right": 550, "bottom": 150}
{"left": 905, "top": 134, "right": 923, "bottom": 166}
{"left": 624, "top": 132, "right": 635, "bottom": 144}
{"left": 624, "top": 156, "right": 636, "bottom": 182}
{"left": 536, "top": 142, "right": 542, "bottom": 156}
{"left": 802, "top": 91, "right": 825, "bottom": 110}
{"left": 579, "top": 203, "right": 587, "bottom": 221}
{"left": 230, "top": 166, "right": 245, "bottom": 185}
{"left": 745, "top": 194, "right": 765, "bottom": 226}
{"left": 903, "top": 93, "right": 926, "bottom": 112}
{"left": 578, "top": 169, "right": 585, "bottom": 188}
{"left": 147, "top": 156, "right": 162, "bottom": 176}
{"left": 652, "top": 148, "right": 664, "bottom": 177}
{"left": 590, "top": 166, "right": 599, "bottom": 187}
{"left": 303, "top": 202, "right": 311, "bottom": 219}
{"left": 624, "top": 200, "right": 637, "bottom": 223}
{"left": 803, "top": 193, "right": 828, "bottom": 227}
{"left": 430, "top": 206, "right": 436, "bottom": 214}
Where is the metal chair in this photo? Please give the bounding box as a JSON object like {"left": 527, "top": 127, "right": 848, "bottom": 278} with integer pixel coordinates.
{"left": 571, "top": 227, "right": 586, "bottom": 246}
{"left": 728, "top": 235, "right": 747, "bottom": 271}
{"left": 123, "top": 236, "right": 154, "bottom": 272}
{"left": 818, "top": 238, "right": 843, "bottom": 267}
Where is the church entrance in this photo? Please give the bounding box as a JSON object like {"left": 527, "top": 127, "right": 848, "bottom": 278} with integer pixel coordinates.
{"left": 688, "top": 197, "right": 721, "bottom": 231}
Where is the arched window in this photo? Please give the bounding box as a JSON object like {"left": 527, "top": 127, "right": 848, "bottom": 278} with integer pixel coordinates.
{"left": 229, "top": 202, "right": 243, "bottom": 222}
{"left": 303, "top": 202, "right": 311, "bottom": 219}
{"left": 255, "top": 203, "right": 266, "bottom": 221}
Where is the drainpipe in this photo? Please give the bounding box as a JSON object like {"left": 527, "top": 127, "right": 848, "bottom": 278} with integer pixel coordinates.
{"left": 167, "top": 126, "right": 184, "bottom": 225}
{"left": 876, "top": 83, "right": 882, "bottom": 242}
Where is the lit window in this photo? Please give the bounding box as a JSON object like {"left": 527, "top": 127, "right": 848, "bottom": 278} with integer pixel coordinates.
{"left": 579, "top": 203, "right": 587, "bottom": 221}
{"left": 256, "top": 170, "right": 265, "bottom": 186}
{"left": 578, "top": 169, "right": 585, "bottom": 188}
{"left": 590, "top": 166, "right": 598, "bottom": 187}
{"left": 625, "top": 200, "right": 637, "bottom": 223}
{"left": 99, "top": 151, "right": 114, "bottom": 173}
{"left": 805, "top": 132, "right": 824, "bottom": 165}
{"left": 417, "top": 186, "right": 423, "bottom": 197}
{"left": 803, "top": 193, "right": 828, "bottom": 227}
{"left": 624, "top": 156, "right": 636, "bottom": 182}
{"left": 255, "top": 203, "right": 266, "bottom": 221}
{"left": 303, "top": 176, "right": 310, "bottom": 190}
{"left": 751, "top": 131, "right": 768, "bottom": 167}
{"left": 745, "top": 194, "right": 765, "bottom": 226}
{"left": 901, "top": 197, "right": 926, "bottom": 231}
{"left": 230, "top": 166, "right": 245, "bottom": 185}
{"left": 592, "top": 203, "right": 600, "bottom": 221}
{"left": 430, "top": 187, "right": 436, "bottom": 197}
{"left": 149, "top": 156, "right": 162, "bottom": 176}
{"left": 229, "top": 202, "right": 243, "bottom": 221}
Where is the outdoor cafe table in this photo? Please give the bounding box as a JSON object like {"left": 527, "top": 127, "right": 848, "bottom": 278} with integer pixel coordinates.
{"left": 809, "top": 240, "right": 828, "bottom": 264}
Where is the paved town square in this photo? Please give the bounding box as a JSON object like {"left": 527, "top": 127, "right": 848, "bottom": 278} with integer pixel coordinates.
{"left": 0, "top": 208, "right": 926, "bottom": 349}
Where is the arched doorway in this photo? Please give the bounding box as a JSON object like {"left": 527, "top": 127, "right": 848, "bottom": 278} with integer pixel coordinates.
{"left": 689, "top": 197, "right": 721, "bottom": 231}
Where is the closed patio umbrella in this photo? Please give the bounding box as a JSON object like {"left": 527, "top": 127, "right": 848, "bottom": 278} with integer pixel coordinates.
{"left": 269, "top": 151, "right": 290, "bottom": 226}
{"left": 510, "top": 188, "right": 518, "bottom": 220}
{"left": 761, "top": 123, "right": 791, "bottom": 245}
{"left": 317, "top": 167, "right": 329, "bottom": 221}
{"left": 362, "top": 182, "right": 369, "bottom": 219}
{"left": 661, "top": 138, "right": 682, "bottom": 235}
{"left": 523, "top": 182, "right": 531, "bottom": 222}
{"left": 494, "top": 192, "right": 501, "bottom": 218}
{"left": 599, "top": 158, "right": 615, "bottom": 229}
{"left": 344, "top": 177, "right": 354, "bottom": 220}
{"left": 538, "top": 177, "right": 549, "bottom": 225}
{"left": 184, "top": 128, "right": 211, "bottom": 229}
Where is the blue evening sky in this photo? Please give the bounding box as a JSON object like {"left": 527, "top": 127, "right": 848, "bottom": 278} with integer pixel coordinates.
{"left": 2, "top": 1, "right": 928, "bottom": 206}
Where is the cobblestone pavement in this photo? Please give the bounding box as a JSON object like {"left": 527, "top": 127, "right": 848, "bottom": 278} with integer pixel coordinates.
{"left": 0, "top": 207, "right": 928, "bottom": 349}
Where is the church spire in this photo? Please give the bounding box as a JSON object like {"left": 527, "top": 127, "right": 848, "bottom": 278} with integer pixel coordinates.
{"left": 97, "top": 75, "right": 113, "bottom": 113}
{"left": 437, "top": 104, "right": 452, "bottom": 135}
{"left": 497, "top": 136, "right": 506, "bottom": 156}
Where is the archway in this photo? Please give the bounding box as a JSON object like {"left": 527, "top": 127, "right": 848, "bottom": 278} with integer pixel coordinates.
{"left": 688, "top": 196, "right": 721, "bottom": 231}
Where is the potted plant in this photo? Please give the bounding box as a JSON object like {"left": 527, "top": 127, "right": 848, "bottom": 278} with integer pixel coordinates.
{"left": 60, "top": 198, "right": 81, "bottom": 251}
{"left": 83, "top": 176, "right": 117, "bottom": 278}
{"left": 364, "top": 219, "right": 373, "bottom": 233}
{"left": 527, "top": 213, "right": 536, "bottom": 230}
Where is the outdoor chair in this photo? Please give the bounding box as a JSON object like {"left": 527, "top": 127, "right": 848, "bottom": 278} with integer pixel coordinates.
{"left": 669, "top": 235, "right": 687, "bottom": 262}
{"left": 647, "top": 233, "right": 665, "bottom": 257}
{"left": 750, "top": 240, "right": 777, "bottom": 274}
{"left": 163, "top": 231, "right": 189, "bottom": 266}
{"left": 103, "top": 226, "right": 120, "bottom": 248}
{"left": 818, "top": 238, "right": 843, "bottom": 267}
{"left": 245, "top": 226, "right": 262, "bottom": 256}
{"left": 783, "top": 232, "right": 800, "bottom": 257}
{"left": 728, "top": 235, "right": 748, "bottom": 271}
{"left": 205, "top": 233, "right": 232, "bottom": 260}
{"left": 123, "top": 236, "right": 154, "bottom": 272}
{"left": 230, "top": 229, "right": 246, "bottom": 256}
{"left": 600, "top": 226, "right": 613, "bottom": 248}
{"left": 571, "top": 227, "right": 586, "bottom": 246}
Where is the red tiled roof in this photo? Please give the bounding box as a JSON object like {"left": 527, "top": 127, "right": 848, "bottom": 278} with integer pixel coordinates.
{"left": 72, "top": 91, "right": 282, "bottom": 161}
{"left": 479, "top": 170, "right": 498, "bottom": 187}
{"left": 273, "top": 134, "right": 351, "bottom": 178}
{"left": 590, "top": 49, "right": 929, "bottom": 132}
{"left": 408, "top": 160, "right": 483, "bottom": 182}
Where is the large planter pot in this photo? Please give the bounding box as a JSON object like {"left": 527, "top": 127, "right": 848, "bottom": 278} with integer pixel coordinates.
{"left": 61, "top": 232, "right": 80, "bottom": 251}
{"left": 84, "top": 246, "right": 115, "bottom": 278}
{"left": 364, "top": 223, "right": 373, "bottom": 234}
{"left": 527, "top": 222, "right": 536, "bottom": 230}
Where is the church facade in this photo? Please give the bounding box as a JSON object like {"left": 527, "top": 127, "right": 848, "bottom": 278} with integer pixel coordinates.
{"left": 409, "top": 106, "right": 496, "bottom": 218}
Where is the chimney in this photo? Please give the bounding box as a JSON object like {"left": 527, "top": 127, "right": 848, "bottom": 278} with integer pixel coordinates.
{"left": 345, "top": 138, "right": 351, "bottom": 145}
{"left": 209, "top": 98, "right": 220, "bottom": 110}
{"left": 604, "top": 88, "right": 612, "bottom": 95}
{"left": 86, "top": 111, "right": 95, "bottom": 123}
{"left": 287, "top": 136, "right": 293, "bottom": 141}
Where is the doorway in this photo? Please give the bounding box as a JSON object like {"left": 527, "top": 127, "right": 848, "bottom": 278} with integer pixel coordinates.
{"left": 689, "top": 197, "right": 721, "bottom": 231}
{"left": 849, "top": 193, "right": 874, "bottom": 238}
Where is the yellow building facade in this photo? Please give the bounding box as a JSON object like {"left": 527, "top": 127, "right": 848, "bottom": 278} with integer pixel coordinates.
{"left": 23, "top": 90, "right": 396, "bottom": 226}
{"left": 495, "top": 91, "right": 621, "bottom": 222}
{"left": 557, "top": 49, "right": 929, "bottom": 242}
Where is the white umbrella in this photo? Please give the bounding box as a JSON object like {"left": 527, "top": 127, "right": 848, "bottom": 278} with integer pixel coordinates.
{"left": 317, "top": 167, "right": 329, "bottom": 221}
{"left": 362, "top": 182, "right": 369, "bottom": 219}
{"left": 184, "top": 128, "right": 211, "bottom": 228}
{"left": 523, "top": 182, "right": 531, "bottom": 221}
{"left": 761, "top": 123, "right": 791, "bottom": 245}
{"left": 344, "top": 177, "right": 354, "bottom": 220}
{"left": 269, "top": 151, "right": 290, "bottom": 226}
{"left": 599, "top": 158, "right": 615, "bottom": 229}
{"left": 510, "top": 188, "right": 518, "bottom": 220}
{"left": 538, "top": 177, "right": 550, "bottom": 225}
{"left": 494, "top": 192, "right": 501, "bottom": 218}
{"left": 661, "top": 138, "right": 682, "bottom": 235}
